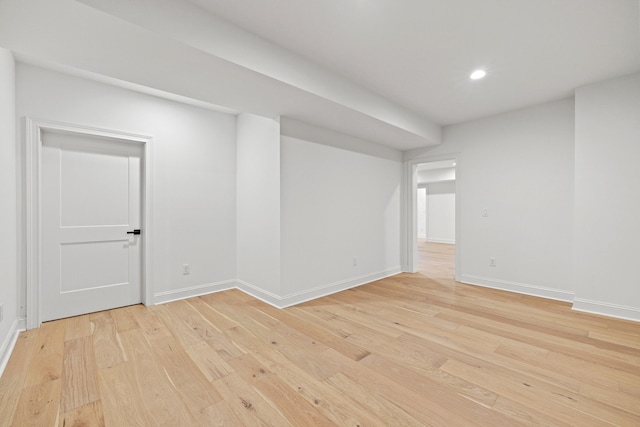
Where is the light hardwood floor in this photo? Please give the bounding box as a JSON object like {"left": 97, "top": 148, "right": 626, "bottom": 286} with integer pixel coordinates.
{"left": 1, "top": 241, "right": 639, "bottom": 426}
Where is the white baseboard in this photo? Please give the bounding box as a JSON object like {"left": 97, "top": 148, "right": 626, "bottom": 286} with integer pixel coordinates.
{"left": 572, "top": 298, "right": 640, "bottom": 323}
{"left": 460, "top": 274, "right": 575, "bottom": 302}
{"left": 0, "top": 318, "right": 26, "bottom": 377}
{"left": 426, "top": 238, "right": 455, "bottom": 244}
{"left": 153, "top": 280, "right": 237, "bottom": 305}
{"left": 147, "top": 268, "right": 404, "bottom": 308}
{"left": 401, "top": 264, "right": 412, "bottom": 273}
{"left": 235, "top": 280, "right": 283, "bottom": 308}
{"left": 238, "top": 267, "right": 403, "bottom": 309}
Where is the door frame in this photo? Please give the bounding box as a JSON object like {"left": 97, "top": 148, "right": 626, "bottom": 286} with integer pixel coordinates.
{"left": 405, "top": 153, "right": 460, "bottom": 278}
{"left": 25, "top": 117, "right": 154, "bottom": 329}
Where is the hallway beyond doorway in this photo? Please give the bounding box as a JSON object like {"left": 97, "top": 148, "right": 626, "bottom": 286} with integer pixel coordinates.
{"left": 417, "top": 239, "right": 455, "bottom": 282}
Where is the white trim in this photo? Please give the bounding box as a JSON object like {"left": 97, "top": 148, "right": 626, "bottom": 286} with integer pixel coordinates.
{"left": 405, "top": 153, "right": 461, "bottom": 280}
{"left": 25, "top": 118, "right": 39, "bottom": 329}
{"left": 400, "top": 162, "right": 409, "bottom": 273}
{"left": 235, "top": 280, "right": 283, "bottom": 308}
{"left": 572, "top": 298, "right": 640, "bottom": 323}
{"left": 142, "top": 131, "right": 154, "bottom": 308}
{"left": 238, "top": 267, "right": 403, "bottom": 309}
{"left": 25, "top": 118, "right": 154, "bottom": 329}
{"left": 460, "top": 274, "right": 574, "bottom": 302}
{"left": 0, "top": 319, "right": 25, "bottom": 377}
{"left": 410, "top": 162, "right": 418, "bottom": 272}
{"left": 153, "top": 280, "right": 237, "bottom": 305}
{"left": 426, "top": 238, "right": 455, "bottom": 244}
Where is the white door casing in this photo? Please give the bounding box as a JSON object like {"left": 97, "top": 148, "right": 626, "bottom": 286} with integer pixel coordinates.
{"left": 405, "top": 154, "right": 461, "bottom": 277}
{"left": 25, "top": 118, "right": 154, "bottom": 329}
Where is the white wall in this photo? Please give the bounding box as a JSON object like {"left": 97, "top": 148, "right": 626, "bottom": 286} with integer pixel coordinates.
{"left": 417, "top": 187, "right": 427, "bottom": 238}
{"left": 236, "top": 113, "right": 281, "bottom": 296}
{"left": 12, "top": 64, "right": 404, "bottom": 315}
{"left": 426, "top": 182, "right": 456, "bottom": 244}
{"left": 574, "top": 72, "right": 640, "bottom": 321}
{"left": 280, "top": 136, "right": 402, "bottom": 300}
{"left": 407, "top": 98, "right": 575, "bottom": 301}
{"left": 16, "top": 63, "right": 237, "bottom": 305}
{"left": 0, "top": 48, "right": 18, "bottom": 369}
{"left": 417, "top": 167, "right": 455, "bottom": 184}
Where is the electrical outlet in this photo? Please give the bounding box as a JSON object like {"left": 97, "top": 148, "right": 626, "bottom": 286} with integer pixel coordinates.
{"left": 182, "top": 264, "right": 190, "bottom": 275}
{"left": 353, "top": 257, "right": 358, "bottom": 266}
{"left": 489, "top": 258, "right": 496, "bottom": 267}
{"left": 482, "top": 208, "right": 489, "bottom": 217}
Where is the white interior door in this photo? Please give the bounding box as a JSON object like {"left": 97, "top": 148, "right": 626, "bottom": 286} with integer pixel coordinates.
{"left": 41, "top": 130, "right": 143, "bottom": 322}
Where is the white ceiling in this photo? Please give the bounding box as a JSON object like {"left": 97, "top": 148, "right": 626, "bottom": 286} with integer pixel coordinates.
{"left": 1, "top": 0, "right": 639, "bottom": 151}
{"left": 189, "top": 0, "right": 640, "bottom": 125}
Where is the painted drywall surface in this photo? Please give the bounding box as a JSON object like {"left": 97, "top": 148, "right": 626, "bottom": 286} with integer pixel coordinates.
{"left": 16, "top": 63, "right": 237, "bottom": 300}
{"left": 417, "top": 167, "right": 455, "bottom": 184}
{"left": 408, "top": 98, "right": 575, "bottom": 296}
{"left": 77, "top": 0, "right": 441, "bottom": 145}
{"left": 0, "top": 49, "right": 17, "bottom": 356}
{"left": 281, "top": 117, "right": 403, "bottom": 162}
{"left": 236, "top": 113, "right": 281, "bottom": 295}
{"left": 417, "top": 187, "right": 427, "bottom": 239}
{"left": 0, "top": 0, "right": 439, "bottom": 151}
{"left": 574, "top": 72, "right": 640, "bottom": 319}
{"left": 280, "top": 136, "right": 402, "bottom": 296}
{"left": 427, "top": 182, "right": 456, "bottom": 244}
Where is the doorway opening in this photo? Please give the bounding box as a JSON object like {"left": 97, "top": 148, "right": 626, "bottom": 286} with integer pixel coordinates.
{"left": 407, "top": 157, "right": 458, "bottom": 280}
{"left": 25, "top": 118, "right": 154, "bottom": 329}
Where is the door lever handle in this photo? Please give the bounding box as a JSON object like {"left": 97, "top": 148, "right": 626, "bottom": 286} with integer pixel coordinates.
{"left": 126, "top": 229, "right": 141, "bottom": 235}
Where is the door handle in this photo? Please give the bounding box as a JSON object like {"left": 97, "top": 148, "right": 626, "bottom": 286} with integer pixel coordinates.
{"left": 126, "top": 229, "right": 141, "bottom": 235}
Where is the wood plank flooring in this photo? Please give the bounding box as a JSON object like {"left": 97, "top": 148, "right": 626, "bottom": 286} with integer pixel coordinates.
{"left": 1, "top": 241, "right": 640, "bottom": 426}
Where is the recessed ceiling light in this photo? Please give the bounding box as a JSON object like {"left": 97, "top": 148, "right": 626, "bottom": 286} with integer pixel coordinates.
{"left": 470, "top": 69, "right": 486, "bottom": 80}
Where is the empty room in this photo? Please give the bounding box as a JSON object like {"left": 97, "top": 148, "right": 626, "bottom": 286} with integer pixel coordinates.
{"left": 0, "top": 0, "right": 639, "bottom": 425}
